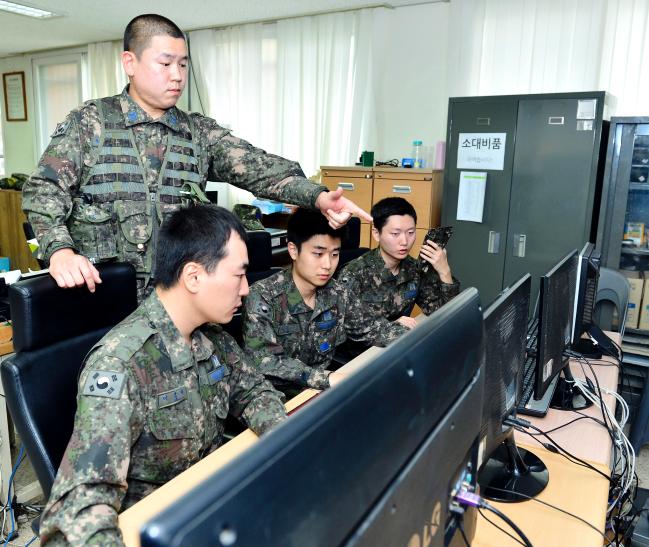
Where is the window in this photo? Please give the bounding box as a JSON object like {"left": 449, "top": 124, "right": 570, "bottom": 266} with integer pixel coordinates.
{"left": 33, "top": 52, "right": 88, "bottom": 156}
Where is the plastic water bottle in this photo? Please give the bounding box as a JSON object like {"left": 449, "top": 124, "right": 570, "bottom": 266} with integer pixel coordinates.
{"left": 412, "top": 140, "right": 425, "bottom": 169}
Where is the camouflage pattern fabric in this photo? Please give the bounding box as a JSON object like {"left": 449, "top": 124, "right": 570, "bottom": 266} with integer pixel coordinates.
{"left": 23, "top": 87, "right": 326, "bottom": 298}
{"left": 39, "top": 291, "right": 286, "bottom": 545}
{"left": 232, "top": 204, "right": 265, "bottom": 231}
{"left": 337, "top": 247, "right": 460, "bottom": 320}
{"left": 242, "top": 267, "right": 407, "bottom": 393}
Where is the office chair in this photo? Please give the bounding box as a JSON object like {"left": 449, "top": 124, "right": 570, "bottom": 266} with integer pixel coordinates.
{"left": 0, "top": 263, "right": 137, "bottom": 506}
{"left": 593, "top": 267, "right": 630, "bottom": 336}
{"left": 338, "top": 217, "right": 369, "bottom": 270}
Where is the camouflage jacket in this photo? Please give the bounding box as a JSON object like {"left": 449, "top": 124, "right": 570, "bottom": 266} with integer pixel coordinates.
{"left": 242, "top": 267, "right": 407, "bottom": 392}
{"left": 40, "top": 291, "right": 286, "bottom": 546}
{"left": 23, "top": 87, "right": 326, "bottom": 289}
{"left": 337, "top": 248, "right": 460, "bottom": 320}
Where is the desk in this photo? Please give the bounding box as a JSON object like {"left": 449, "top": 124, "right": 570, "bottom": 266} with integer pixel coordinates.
{"left": 475, "top": 332, "right": 621, "bottom": 546}
{"left": 118, "top": 347, "right": 383, "bottom": 547}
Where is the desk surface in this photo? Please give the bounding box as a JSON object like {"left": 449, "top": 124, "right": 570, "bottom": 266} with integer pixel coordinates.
{"left": 473, "top": 444, "right": 609, "bottom": 546}
{"left": 118, "top": 347, "right": 383, "bottom": 547}
{"left": 515, "top": 335, "right": 621, "bottom": 468}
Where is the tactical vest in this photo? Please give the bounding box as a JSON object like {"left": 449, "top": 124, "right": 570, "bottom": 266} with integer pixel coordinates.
{"left": 68, "top": 96, "right": 206, "bottom": 281}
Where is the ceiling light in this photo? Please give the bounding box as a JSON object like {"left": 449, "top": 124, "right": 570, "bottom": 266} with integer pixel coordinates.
{"left": 0, "top": 1, "right": 57, "bottom": 18}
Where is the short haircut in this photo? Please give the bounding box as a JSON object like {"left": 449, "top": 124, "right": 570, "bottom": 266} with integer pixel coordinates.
{"left": 124, "top": 14, "right": 185, "bottom": 57}
{"left": 371, "top": 197, "right": 417, "bottom": 232}
{"left": 287, "top": 208, "right": 345, "bottom": 252}
{"left": 155, "top": 205, "right": 247, "bottom": 289}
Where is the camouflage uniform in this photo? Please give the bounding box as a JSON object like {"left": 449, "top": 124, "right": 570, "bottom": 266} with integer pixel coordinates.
{"left": 338, "top": 247, "right": 460, "bottom": 320}
{"left": 39, "top": 291, "right": 286, "bottom": 546}
{"left": 242, "top": 267, "right": 407, "bottom": 393}
{"left": 22, "top": 87, "right": 326, "bottom": 299}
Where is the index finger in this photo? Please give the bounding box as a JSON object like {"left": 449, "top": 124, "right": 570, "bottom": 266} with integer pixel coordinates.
{"left": 347, "top": 202, "right": 373, "bottom": 223}
{"left": 78, "top": 260, "right": 97, "bottom": 293}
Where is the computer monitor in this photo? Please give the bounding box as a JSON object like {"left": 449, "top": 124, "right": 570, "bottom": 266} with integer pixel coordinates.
{"left": 140, "top": 289, "right": 485, "bottom": 547}
{"left": 477, "top": 274, "right": 549, "bottom": 502}
{"left": 571, "top": 242, "right": 602, "bottom": 357}
{"left": 533, "top": 249, "right": 589, "bottom": 410}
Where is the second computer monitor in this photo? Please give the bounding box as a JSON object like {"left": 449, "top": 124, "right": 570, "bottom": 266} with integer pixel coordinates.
{"left": 535, "top": 249, "right": 579, "bottom": 398}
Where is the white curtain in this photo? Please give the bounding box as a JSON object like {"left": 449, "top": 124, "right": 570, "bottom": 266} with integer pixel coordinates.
{"left": 87, "top": 41, "right": 127, "bottom": 98}
{"left": 599, "top": 0, "right": 649, "bottom": 115}
{"left": 189, "top": 9, "right": 378, "bottom": 178}
{"left": 448, "top": 0, "right": 649, "bottom": 115}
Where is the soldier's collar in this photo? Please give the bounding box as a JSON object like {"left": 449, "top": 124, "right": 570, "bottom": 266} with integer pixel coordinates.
{"left": 143, "top": 292, "right": 197, "bottom": 372}
{"left": 285, "top": 267, "right": 314, "bottom": 315}
{"left": 119, "top": 86, "right": 182, "bottom": 132}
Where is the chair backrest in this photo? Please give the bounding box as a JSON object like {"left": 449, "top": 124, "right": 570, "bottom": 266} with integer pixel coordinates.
{"left": 1, "top": 263, "right": 138, "bottom": 498}
{"left": 246, "top": 230, "right": 281, "bottom": 285}
{"left": 593, "top": 267, "right": 630, "bottom": 336}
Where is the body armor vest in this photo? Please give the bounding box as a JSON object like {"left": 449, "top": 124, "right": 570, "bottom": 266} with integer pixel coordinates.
{"left": 68, "top": 97, "right": 205, "bottom": 282}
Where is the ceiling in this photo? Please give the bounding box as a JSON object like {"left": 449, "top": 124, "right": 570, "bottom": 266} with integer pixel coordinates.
{"left": 0, "top": 0, "right": 445, "bottom": 57}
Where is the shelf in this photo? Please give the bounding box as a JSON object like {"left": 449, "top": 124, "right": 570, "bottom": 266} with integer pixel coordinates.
{"left": 629, "top": 182, "right": 649, "bottom": 190}
{"left": 621, "top": 247, "right": 649, "bottom": 256}
{"left": 627, "top": 327, "right": 649, "bottom": 336}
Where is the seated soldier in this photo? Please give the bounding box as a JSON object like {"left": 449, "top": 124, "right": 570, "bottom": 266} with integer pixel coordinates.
{"left": 242, "top": 208, "right": 409, "bottom": 395}
{"left": 39, "top": 205, "right": 287, "bottom": 545}
{"left": 338, "top": 197, "right": 460, "bottom": 328}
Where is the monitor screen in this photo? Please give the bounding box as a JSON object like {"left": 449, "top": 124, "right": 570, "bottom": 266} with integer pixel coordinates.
{"left": 534, "top": 249, "right": 579, "bottom": 398}
{"left": 140, "top": 289, "right": 485, "bottom": 547}
{"left": 571, "top": 242, "right": 601, "bottom": 347}
{"left": 479, "top": 274, "right": 531, "bottom": 462}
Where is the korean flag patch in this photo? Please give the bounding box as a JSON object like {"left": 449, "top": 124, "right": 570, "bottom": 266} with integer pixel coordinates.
{"left": 82, "top": 370, "right": 126, "bottom": 399}
{"left": 50, "top": 120, "right": 71, "bottom": 138}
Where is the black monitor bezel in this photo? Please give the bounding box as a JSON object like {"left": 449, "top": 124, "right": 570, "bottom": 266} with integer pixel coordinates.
{"left": 534, "top": 249, "right": 579, "bottom": 398}
{"left": 571, "top": 242, "right": 601, "bottom": 347}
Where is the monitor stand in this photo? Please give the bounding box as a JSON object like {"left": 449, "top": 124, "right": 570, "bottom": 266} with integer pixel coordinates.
{"left": 550, "top": 367, "right": 592, "bottom": 411}
{"left": 478, "top": 435, "right": 549, "bottom": 503}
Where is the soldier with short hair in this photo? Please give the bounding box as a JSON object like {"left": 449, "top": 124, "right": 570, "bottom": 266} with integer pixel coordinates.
{"left": 242, "top": 208, "right": 409, "bottom": 396}
{"left": 23, "top": 13, "right": 370, "bottom": 301}
{"left": 338, "top": 197, "right": 460, "bottom": 330}
{"left": 39, "top": 205, "right": 287, "bottom": 545}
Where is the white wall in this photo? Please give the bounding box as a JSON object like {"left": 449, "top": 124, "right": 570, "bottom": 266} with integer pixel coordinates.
{"left": 372, "top": 3, "right": 450, "bottom": 167}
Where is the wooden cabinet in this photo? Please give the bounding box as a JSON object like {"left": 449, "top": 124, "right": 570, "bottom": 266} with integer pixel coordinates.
{"left": 322, "top": 166, "right": 443, "bottom": 254}
{"left": 0, "top": 190, "right": 39, "bottom": 273}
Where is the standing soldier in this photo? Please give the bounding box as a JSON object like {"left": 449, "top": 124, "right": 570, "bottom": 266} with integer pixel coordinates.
{"left": 23, "top": 13, "right": 370, "bottom": 301}
{"left": 242, "top": 208, "right": 409, "bottom": 396}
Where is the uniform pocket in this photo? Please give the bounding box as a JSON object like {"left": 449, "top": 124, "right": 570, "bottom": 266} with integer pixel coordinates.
{"left": 148, "top": 396, "right": 198, "bottom": 440}
{"left": 114, "top": 200, "right": 152, "bottom": 273}
{"left": 69, "top": 200, "right": 117, "bottom": 261}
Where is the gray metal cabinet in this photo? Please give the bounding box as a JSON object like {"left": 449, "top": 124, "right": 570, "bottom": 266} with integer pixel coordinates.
{"left": 443, "top": 92, "right": 610, "bottom": 306}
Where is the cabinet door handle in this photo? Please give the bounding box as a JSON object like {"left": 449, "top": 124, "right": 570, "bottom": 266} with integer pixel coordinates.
{"left": 392, "top": 185, "right": 412, "bottom": 194}
{"left": 487, "top": 231, "right": 500, "bottom": 254}
{"left": 338, "top": 182, "right": 354, "bottom": 191}
{"left": 513, "top": 234, "right": 526, "bottom": 257}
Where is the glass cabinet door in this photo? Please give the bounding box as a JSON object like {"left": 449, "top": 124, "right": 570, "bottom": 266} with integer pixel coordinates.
{"left": 621, "top": 125, "right": 649, "bottom": 272}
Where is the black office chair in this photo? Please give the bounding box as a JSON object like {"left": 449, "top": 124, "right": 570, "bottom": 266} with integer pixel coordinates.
{"left": 0, "top": 263, "right": 138, "bottom": 506}
{"left": 338, "top": 217, "right": 369, "bottom": 270}
{"left": 223, "top": 230, "right": 281, "bottom": 345}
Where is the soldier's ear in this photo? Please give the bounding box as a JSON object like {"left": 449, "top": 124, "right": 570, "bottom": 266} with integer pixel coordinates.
{"left": 122, "top": 50, "right": 137, "bottom": 78}
{"left": 371, "top": 226, "right": 380, "bottom": 243}
{"left": 287, "top": 242, "right": 299, "bottom": 261}
{"left": 181, "top": 261, "right": 201, "bottom": 294}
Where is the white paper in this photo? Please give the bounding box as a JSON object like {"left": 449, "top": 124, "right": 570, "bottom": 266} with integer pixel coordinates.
{"left": 457, "top": 133, "right": 506, "bottom": 170}
{"left": 577, "top": 99, "right": 597, "bottom": 120}
{"left": 456, "top": 172, "right": 487, "bottom": 223}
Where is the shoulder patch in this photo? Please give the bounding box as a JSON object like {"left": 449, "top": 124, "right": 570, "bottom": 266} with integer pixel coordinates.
{"left": 82, "top": 370, "right": 126, "bottom": 399}
{"left": 50, "top": 120, "right": 71, "bottom": 138}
